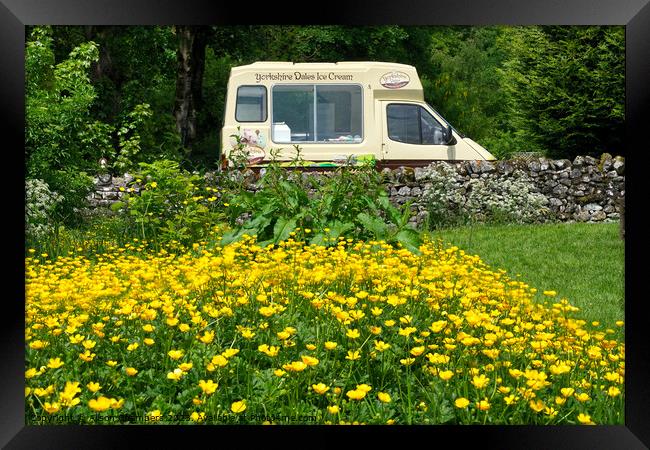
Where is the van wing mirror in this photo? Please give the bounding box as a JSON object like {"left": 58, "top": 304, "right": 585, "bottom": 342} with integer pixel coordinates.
{"left": 443, "top": 124, "right": 455, "bottom": 145}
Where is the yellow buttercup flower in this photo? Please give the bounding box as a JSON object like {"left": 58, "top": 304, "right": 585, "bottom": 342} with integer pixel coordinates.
{"left": 472, "top": 374, "right": 490, "bottom": 389}
{"left": 198, "top": 379, "right": 218, "bottom": 395}
{"left": 168, "top": 349, "right": 184, "bottom": 360}
{"left": 378, "top": 392, "right": 391, "bottom": 403}
{"left": 577, "top": 413, "right": 595, "bottom": 425}
{"left": 231, "top": 400, "right": 247, "bottom": 413}
{"left": 282, "top": 361, "right": 307, "bottom": 372}
{"left": 43, "top": 402, "right": 60, "bottom": 414}
{"left": 47, "top": 358, "right": 64, "bottom": 369}
{"left": 345, "top": 350, "right": 361, "bottom": 361}
{"left": 476, "top": 399, "right": 491, "bottom": 411}
{"left": 88, "top": 396, "right": 113, "bottom": 412}
{"left": 301, "top": 355, "right": 319, "bottom": 366}
{"left": 312, "top": 383, "right": 330, "bottom": 395}
{"left": 346, "top": 389, "right": 366, "bottom": 400}
{"left": 410, "top": 346, "right": 425, "bottom": 357}
{"left": 327, "top": 405, "right": 339, "bottom": 414}
{"left": 346, "top": 328, "right": 361, "bottom": 339}
{"left": 167, "top": 369, "right": 184, "bottom": 381}
{"left": 374, "top": 341, "right": 391, "bottom": 352}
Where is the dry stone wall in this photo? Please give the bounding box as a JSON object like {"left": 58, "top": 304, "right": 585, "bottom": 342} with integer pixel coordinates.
{"left": 87, "top": 154, "right": 624, "bottom": 227}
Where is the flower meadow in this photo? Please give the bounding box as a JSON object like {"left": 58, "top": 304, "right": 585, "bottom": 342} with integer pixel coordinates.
{"left": 25, "top": 235, "right": 624, "bottom": 425}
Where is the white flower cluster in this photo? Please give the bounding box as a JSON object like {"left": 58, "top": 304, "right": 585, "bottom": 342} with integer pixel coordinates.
{"left": 421, "top": 163, "right": 550, "bottom": 226}
{"left": 25, "top": 178, "right": 63, "bottom": 239}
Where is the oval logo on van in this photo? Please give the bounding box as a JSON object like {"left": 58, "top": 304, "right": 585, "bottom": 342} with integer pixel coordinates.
{"left": 380, "top": 71, "right": 410, "bottom": 89}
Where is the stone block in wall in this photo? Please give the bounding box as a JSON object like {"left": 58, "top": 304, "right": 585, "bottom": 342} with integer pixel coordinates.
{"left": 528, "top": 160, "right": 541, "bottom": 172}
{"left": 544, "top": 180, "right": 558, "bottom": 190}
{"left": 496, "top": 161, "right": 515, "bottom": 175}
{"left": 411, "top": 186, "right": 422, "bottom": 196}
{"left": 554, "top": 159, "right": 572, "bottom": 169}
{"left": 570, "top": 168, "right": 582, "bottom": 179}
{"left": 397, "top": 186, "right": 411, "bottom": 196}
{"left": 601, "top": 155, "right": 613, "bottom": 172}
{"left": 414, "top": 167, "right": 428, "bottom": 181}
{"left": 552, "top": 185, "right": 569, "bottom": 197}
{"left": 573, "top": 156, "right": 585, "bottom": 166}
{"left": 591, "top": 210, "right": 607, "bottom": 221}
{"left": 613, "top": 157, "right": 625, "bottom": 175}
{"left": 584, "top": 203, "right": 603, "bottom": 212}
{"left": 584, "top": 156, "right": 598, "bottom": 166}
{"left": 395, "top": 167, "right": 415, "bottom": 183}
{"left": 467, "top": 160, "right": 495, "bottom": 174}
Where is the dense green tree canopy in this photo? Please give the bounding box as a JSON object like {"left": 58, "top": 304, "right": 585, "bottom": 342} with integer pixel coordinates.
{"left": 26, "top": 25, "right": 625, "bottom": 175}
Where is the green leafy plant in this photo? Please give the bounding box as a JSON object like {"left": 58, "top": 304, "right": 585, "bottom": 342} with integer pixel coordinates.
{"left": 120, "top": 159, "right": 225, "bottom": 247}
{"left": 219, "top": 150, "right": 421, "bottom": 252}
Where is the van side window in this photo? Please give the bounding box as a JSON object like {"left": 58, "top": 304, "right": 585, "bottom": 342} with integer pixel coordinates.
{"left": 272, "top": 84, "right": 363, "bottom": 143}
{"left": 236, "top": 86, "right": 267, "bottom": 122}
{"left": 387, "top": 104, "right": 445, "bottom": 145}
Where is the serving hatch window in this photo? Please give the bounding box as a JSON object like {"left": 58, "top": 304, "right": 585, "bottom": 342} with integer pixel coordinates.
{"left": 272, "top": 84, "right": 362, "bottom": 143}
{"left": 236, "top": 86, "right": 267, "bottom": 122}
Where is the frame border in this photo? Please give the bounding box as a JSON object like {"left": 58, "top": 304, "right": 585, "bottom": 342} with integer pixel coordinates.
{"left": 3, "top": 1, "right": 648, "bottom": 448}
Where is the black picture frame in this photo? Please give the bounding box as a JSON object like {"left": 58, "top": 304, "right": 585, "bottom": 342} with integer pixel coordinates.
{"left": 3, "top": 1, "right": 648, "bottom": 448}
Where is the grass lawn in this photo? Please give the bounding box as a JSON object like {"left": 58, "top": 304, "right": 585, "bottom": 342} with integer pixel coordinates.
{"left": 427, "top": 221, "right": 625, "bottom": 337}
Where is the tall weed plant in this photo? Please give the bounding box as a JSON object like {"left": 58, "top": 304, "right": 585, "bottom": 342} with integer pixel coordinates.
{"left": 219, "top": 144, "right": 421, "bottom": 253}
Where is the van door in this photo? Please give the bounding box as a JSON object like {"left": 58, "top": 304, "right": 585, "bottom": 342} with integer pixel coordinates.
{"left": 381, "top": 101, "right": 459, "bottom": 161}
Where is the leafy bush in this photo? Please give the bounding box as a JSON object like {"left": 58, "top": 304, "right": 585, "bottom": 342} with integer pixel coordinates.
{"left": 219, "top": 150, "right": 421, "bottom": 253}
{"left": 25, "top": 26, "right": 155, "bottom": 225}
{"left": 25, "top": 178, "right": 63, "bottom": 242}
{"left": 119, "top": 159, "right": 225, "bottom": 246}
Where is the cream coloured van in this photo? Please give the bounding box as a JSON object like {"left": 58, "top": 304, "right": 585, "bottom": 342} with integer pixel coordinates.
{"left": 221, "top": 61, "right": 495, "bottom": 168}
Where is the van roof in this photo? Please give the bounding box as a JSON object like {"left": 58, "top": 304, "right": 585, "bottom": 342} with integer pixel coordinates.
{"left": 231, "top": 61, "right": 417, "bottom": 72}
{"left": 229, "top": 61, "right": 424, "bottom": 100}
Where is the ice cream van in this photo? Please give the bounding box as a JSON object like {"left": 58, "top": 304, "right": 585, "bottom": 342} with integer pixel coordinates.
{"left": 221, "top": 61, "right": 495, "bottom": 168}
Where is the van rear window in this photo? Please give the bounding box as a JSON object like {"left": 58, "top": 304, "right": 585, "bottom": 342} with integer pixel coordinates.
{"left": 272, "top": 84, "right": 362, "bottom": 143}
{"left": 236, "top": 86, "right": 267, "bottom": 122}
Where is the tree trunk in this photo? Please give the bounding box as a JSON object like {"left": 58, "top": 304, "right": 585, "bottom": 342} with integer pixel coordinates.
{"left": 173, "top": 26, "right": 208, "bottom": 152}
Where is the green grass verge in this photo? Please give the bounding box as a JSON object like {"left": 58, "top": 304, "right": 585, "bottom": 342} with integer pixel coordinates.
{"left": 427, "top": 221, "right": 625, "bottom": 337}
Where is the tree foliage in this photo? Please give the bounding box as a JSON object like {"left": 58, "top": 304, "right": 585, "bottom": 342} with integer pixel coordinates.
{"left": 26, "top": 24, "right": 626, "bottom": 182}
{"left": 499, "top": 26, "right": 625, "bottom": 159}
